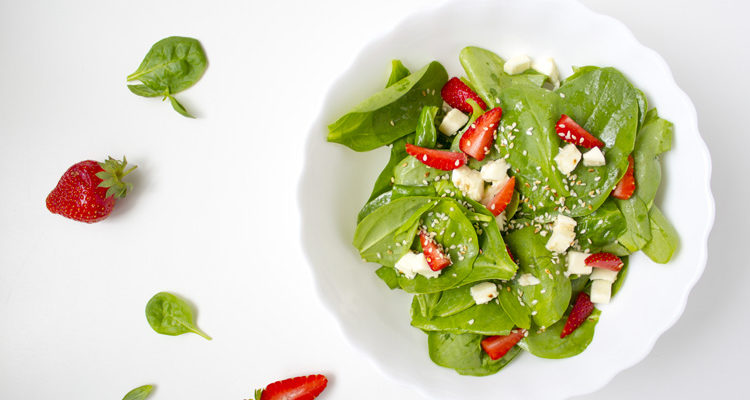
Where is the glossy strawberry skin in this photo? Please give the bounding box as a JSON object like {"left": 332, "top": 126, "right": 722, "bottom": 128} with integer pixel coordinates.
{"left": 560, "top": 292, "right": 595, "bottom": 339}
{"left": 405, "top": 143, "right": 467, "bottom": 171}
{"left": 441, "top": 77, "right": 487, "bottom": 114}
{"left": 555, "top": 114, "right": 604, "bottom": 148}
{"left": 481, "top": 329, "right": 526, "bottom": 360}
{"left": 46, "top": 161, "right": 114, "bottom": 223}
{"left": 486, "top": 176, "right": 515, "bottom": 216}
{"left": 459, "top": 107, "right": 503, "bottom": 161}
{"left": 259, "top": 374, "right": 328, "bottom": 400}
{"left": 419, "top": 230, "right": 451, "bottom": 271}
{"left": 584, "top": 252, "right": 624, "bottom": 271}
{"left": 611, "top": 155, "right": 636, "bottom": 200}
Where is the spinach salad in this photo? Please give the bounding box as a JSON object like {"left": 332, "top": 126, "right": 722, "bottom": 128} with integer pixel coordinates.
{"left": 327, "top": 47, "right": 678, "bottom": 376}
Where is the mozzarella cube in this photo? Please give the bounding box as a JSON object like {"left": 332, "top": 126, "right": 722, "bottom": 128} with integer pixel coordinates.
{"left": 394, "top": 252, "right": 441, "bottom": 279}
{"left": 439, "top": 108, "right": 469, "bottom": 136}
{"left": 566, "top": 251, "right": 592, "bottom": 275}
{"left": 532, "top": 57, "right": 560, "bottom": 87}
{"left": 441, "top": 101, "right": 452, "bottom": 113}
{"left": 470, "top": 282, "right": 499, "bottom": 305}
{"left": 517, "top": 273, "right": 541, "bottom": 286}
{"left": 545, "top": 215, "right": 577, "bottom": 253}
{"left": 590, "top": 268, "right": 619, "bottom": 283}
{"left": 582, "top": 147, "right": 606, "bottom": 167}
{"left": 504, "top": 54, "right": 532, "bottom": 75}
{"left": 590, "top": 280, "right": 612, "bottom": 304}
{"left": 554, "top": 143, "right": 582, "bottom": 175}
{"left": 480, "top": 159, "right": 510, "bottom": 183}
{"left": 451, "top": 166, "right": 485, "bottom": 202}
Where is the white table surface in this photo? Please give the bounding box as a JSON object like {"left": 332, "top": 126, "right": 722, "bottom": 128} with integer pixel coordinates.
{"left": 0, "top": 0, "right": 744, "bottom": 399}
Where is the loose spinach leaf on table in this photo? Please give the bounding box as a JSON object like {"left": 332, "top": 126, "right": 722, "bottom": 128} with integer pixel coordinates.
{"left": 145, "top": 292, "right": 211, "bottom": 340}
{"left": 327, "top": 61, "right": 448, "bottom": 151}
{"left": 122, "top": 385, "right": 154, "bottom": 400}
{"left": 519, "top": 309, "right": 601, "bottom": 359}
{"left": 428, "top": 331, "right": 521, "bottom": 376}
{"left": 127, "top": 36, "right": 207, "bottom": 118}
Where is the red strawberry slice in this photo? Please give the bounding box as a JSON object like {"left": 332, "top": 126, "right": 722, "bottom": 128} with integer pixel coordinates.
{"left": 405, "top": 143, "right": 467, "bottom": 171}
{"left": 584, "top": 252, "right": 624, "bottom": 271}
{"left": 459, "top": 107, "right": 503, "bottom": 161}
{"left": 486, "top": 176, "right": 515, "bottom": 216}
{"left": 441, "top": 77, "right": 487, "bottom": 114}
{"left": 560, "top": 292, "right": 596, "bottom": 339}
{"left": 481, "top": 329, "right": 526, "bottom": 360}
{"left": 611, "top": 155, "right": 636, "bottom": 200}
{"left": 555, "top": 115, "right": 604, "bottom": 149}
{"left": 256, "top": 374, "right": 328, "bottom": 400}
{"left": 419, "top": 230, "right": 452, "bottom": 271}
{"left": 46, "top": 156, "right": 136, "bottom": 223}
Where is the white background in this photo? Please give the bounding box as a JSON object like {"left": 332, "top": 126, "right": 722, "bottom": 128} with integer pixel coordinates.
{"left": 0, "top": 0, "right": 744, "bottom": 399}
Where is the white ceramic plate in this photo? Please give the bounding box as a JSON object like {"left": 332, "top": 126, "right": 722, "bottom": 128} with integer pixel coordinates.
{"left": 299, "top": 0, "right": 714, "bottom": 398}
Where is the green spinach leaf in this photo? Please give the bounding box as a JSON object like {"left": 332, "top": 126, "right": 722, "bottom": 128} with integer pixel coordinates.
{"left": 145, "top": 292, "right": 211, "bottom": 340}
{"left": 415, "top": 105, "right": 439, "bottom": 148}
{"left": 127, "top": 36, "right": 207, "bottom": 117}
{"left": 520, "top": 309, "right": 601, "bottom": 359}
{"left": 122, "top": 385, "right": 154, "bottom": 400}
{"left": 386, "top": 60, "right": 411, "bottom": 88}
{"left": 575, "top": 198, "right": 627, "bottom": 250}
{"left": 412, "top": 295, "right": 514, "bottom": 335}
{"left": 633, "top": 108, "right": 674, "bottom": 208}
{"left": 642, "top": 205, "right": 679, "bottom": 263}
{"left": 428, "top": 331, "right": 521, "bottom": 376}
{"left": 327, "top": 61, "right": 448, "bottom": 151}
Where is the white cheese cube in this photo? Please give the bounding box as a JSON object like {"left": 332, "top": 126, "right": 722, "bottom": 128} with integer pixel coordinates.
{"left": 451, "top": 166, "right": 485, "bottom": 202}
{"left": 554, "top": 143, "right": 582, "bottom": 175}
{"left": 545, "top": 215, "right": 577, "bottom": 253}
{"left": 441, "top": 101, "right": 452, "bottom": 113}
{"left": 504, "top": 54, "right": 532, "bottom": 75}
{"left": 480, "top": 159, "right": 510, "bottom": 183}
{"left": 590, "top": 268, "right": 619, "bottom": 283}
{"left": 582, "top": 147, "right": 606, "bottom": 167}
{"left": 532, "top": 57, "right": 560, "bottom": 87}
{"left": 394, "top": 252, "right": 441, "bottom": 279}
{"left": 439, "top": 108, "right": 469, "bottom": 136}
{"left": 517, "top": 273, "right": 541, "bottom": 286}
{"left": 566, "top": 251, "right": 592, "bottom": 275}
{"left": 590, "top": 279, "right": 612, "bottom": 304}
{"left": 470, "top": 282, "right": 499, "bottom": 305}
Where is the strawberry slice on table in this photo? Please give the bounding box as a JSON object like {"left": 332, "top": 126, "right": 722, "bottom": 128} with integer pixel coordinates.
{"left": 46, "top": 156, "right": 136, "bottom": 223}
{"left": 255, "top": 374, "right": 328, "bottom": 400}
{"left": 405, "top": 143, "right": 467, "bottom": 171}
{"left": 555, "top": 114, "right": 604, "bottom": 149}
{"left": 459, "top": 107, "right": 503, "bottom": 161}
{"left": 584, "top": 252, "right": 624, "bottom": 271}
{"left": 419, "top": 230, "right": 452, "bottom": 271}
{"left": 481, "top": 329, "right": 526, "bottom": 360}
{"left": 611, "top": 155, "right": 636, "bottom": 200}
{"left": 486, "top": 176, "right": 515, "bottom": 216}
{"left": 441, "top": 77, "right": 487, "bottom": 114}
{"left": 560, "top": 292, "right": 596, "bottom": 339}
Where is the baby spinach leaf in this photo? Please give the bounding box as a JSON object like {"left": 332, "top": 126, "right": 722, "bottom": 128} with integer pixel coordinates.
{"left": 375, "top": 266, "right": 401, "bottom": 289}
{"left": 506, "top": 226, "right": 571, "bottom": 328}
{"left": 412, "top": 296, "right": 514, "bottom": 335}
{"left": 611, "top": 256, "right": 629, "bottom": 297}
{"left": 386, "top": 59, "right": 411, "bottom": 88}
{"left": 459, "top": 46, "right": 546, "bottom": 108}
{"left": 642, "top": 205, "right": 679, "bottom": 263}
{"left": 145, "top": 292, "right": 211, "bottom": 340}
{"left": 327, "top": 61, "right": 448, "bottom": 151}
{"left": 357, "top": 191, "right": 392, "bottom": 223}
{"left": 392, "top": 184, "right": 436, "bottom": 200}
{"left": 393, "top": 155, "right": 446, "bottom": 187}
{"left": 633, "top": 108, "right": 674, "bottom": 208}
{"left": 497, "top": 283, "right": 531, "bottom": 330}
{"left": 368, "top": 135, "right": 412, "bottom": 201}
{"left": 122, "top": 385, "right": 154, "bottom": 400}
{"left": 615, "top": 195, "right": 652, "bottom": 252}
{"left": 428, "top": 331, "right": 521, "bottom": 376}
{"left": 519, "top": 309, "right": 601, "bottom": 359}
{"left": 575, "top": 199, "right": 627, "bottom": 250}
{"left": 429, "top": 285, "right": 475, "bottom": 318}
{"left": 415, "top": 105, "right": 439, "bottom": 148}
{"left": 127, "top": 36, "right": 207, "bottom": 118}
{"left": 353, "top": 196, "right": 435, "bottom": 267}
{"left": 461, "top": 197, "right": 517, "bottom": 283}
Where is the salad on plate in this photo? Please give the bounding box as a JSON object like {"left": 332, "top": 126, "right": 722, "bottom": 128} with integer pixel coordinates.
{"left": 326, "top": 46, "right": 679, "bottom": 376}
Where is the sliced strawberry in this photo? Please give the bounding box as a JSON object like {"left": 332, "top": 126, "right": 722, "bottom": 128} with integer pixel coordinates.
{"left": 459, "top": 107, "right": 503, "bottom": 161}
{"left": 405, "top": 143, "right": 467, "bottom": 171}
{"left": 555, "top": 115, "right": 604, "bottom": 149}
{"left": 560, "top": 292, "right": 595, "bottom": 339}
{"left": 441, "top": 77, "right": 487, "bottom": 114}
{"left": 486, "top": 176, "right": 515, "bottom": 216}
{"left": 584, "top": 252, "right": 624, "bottom": 271}
{"left": 611, "top": 155, "right": 636, "bottom": 200}
{"left": 419, "top": 230, "right": 452, "bottom": 271}
{"left": 257, "top": 374, "right": 328, "bottom": 400}
{"left": 481, "top": 329, "right": 526, "bottom": 360}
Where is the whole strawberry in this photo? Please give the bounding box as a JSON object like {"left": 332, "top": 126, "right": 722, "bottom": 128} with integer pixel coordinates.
{"left": 46, "top": 156, "right": 136, "bottom": 223}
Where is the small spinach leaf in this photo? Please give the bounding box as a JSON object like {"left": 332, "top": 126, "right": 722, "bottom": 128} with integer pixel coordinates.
{"left": 642, "top": 205, "right": 679, "bottom": 263}
{"left": 122, "top": 385, "right": 154, "bottom": 400}
{"left": 127, "top": 84, "right": 161, "bottom": 97}
{"left": 412, "top": 296, "right": 514, "bottom": 336}
{"left": 145, "top": 292, "right": 211, "bottom": 340}
{"left": 169, "top": 95, "right": 194, "bottom": 118}
{"left": 386, "top": 59, "right": 411, "bottom": 88}
{"left": 415, "top": 105, "right": 439, "bottom": 148}
{"left": 428, "top": 331, "right": 521, "bottom": 376}
{"left": 519, "top": 309, "right": 601, "bottom": 359}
